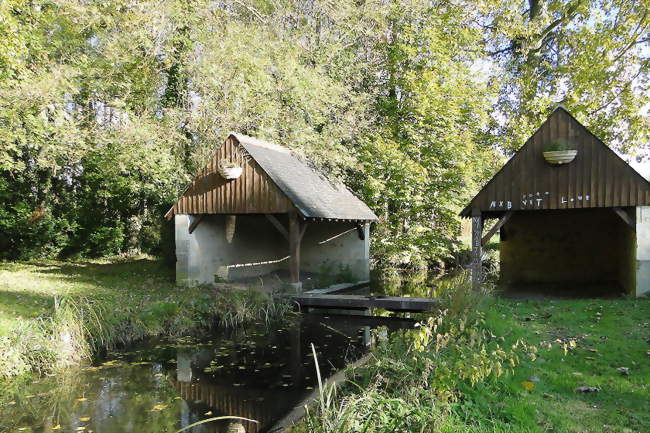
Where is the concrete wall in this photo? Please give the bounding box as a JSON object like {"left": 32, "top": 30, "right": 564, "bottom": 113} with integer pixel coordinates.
{"left": 175, "top": 214, "right": 287, "bottom": 286}
{"left": 299, "top": 221, "right": 370, "bottom": 282}
{"left": 636, "top": 206, "right": 650, "bottom": 296}
{"left": 175, "top": 215, "right": 370, "bottom": 287}
{"left": 499, "top": 208, "right": 634, "bottom": 294}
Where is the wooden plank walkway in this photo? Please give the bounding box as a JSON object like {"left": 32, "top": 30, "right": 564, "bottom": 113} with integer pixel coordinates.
{"left": 292, "top": 294, "right": 439, "bottom": 313}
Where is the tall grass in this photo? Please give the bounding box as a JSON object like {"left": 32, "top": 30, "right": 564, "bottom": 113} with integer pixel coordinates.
{"left": 299, "top": 271, "right": 536, "bottom": 433}
{"left": 0, "top": 288, "right": 291, "bottom": 381}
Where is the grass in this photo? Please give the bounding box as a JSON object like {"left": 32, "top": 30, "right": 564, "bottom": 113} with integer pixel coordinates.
{"left": 0, "top": 256, "right": 290, "bottom": 379}
{"left": 471, "top": 297, "right": 650, "bottom": 432}
{"left": 293, "top": 275, "right": 650, "bottom": 433}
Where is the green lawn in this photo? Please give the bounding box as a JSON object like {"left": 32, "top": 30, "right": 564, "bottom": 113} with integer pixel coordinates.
{"left": 470, "top": 298, "right": 650, "bottom": 432}
{"left": 0, "top": 258, "right": 285, "bottom": 380}
{"left": 0, "top": 258, "right": 177, "bottom": 336}
{"left": 294, "top": 292, "right": 650, "bottom": 433}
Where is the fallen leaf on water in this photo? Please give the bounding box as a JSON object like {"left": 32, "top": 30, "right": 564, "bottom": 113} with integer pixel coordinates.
{"left": 204, "top": 411, "right": 213, "bottom": 416}
{"left": 76, "top": 397, "right": 88, "bottom": 402}
{"left": 151, "top": 404, "right": 167, "bottom": 411}
{"left": 76, "top": 427, "right": 85, "bottom": 432}
{"left": 52, "top": 425, "right": 61, "bottom": 430}
{"left": 522, "top": 381, "right": 535, "bottom": 391}
{"left": 79, "top": 417, "right": 90, "bottom": 422}
{"left": 154, "top": 373, "right": 163, "bottom": 377}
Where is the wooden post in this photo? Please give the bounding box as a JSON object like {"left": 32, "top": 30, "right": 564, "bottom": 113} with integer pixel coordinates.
{"left": 288, "top": 212, "right": 302, "bottom": 287}
{"left": 471, "top": 209, "right": 483, "bottom": 290}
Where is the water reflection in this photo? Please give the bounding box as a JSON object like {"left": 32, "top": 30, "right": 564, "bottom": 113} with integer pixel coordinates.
{"left": 1, "top": 314, "right": 412, "bottom": 433}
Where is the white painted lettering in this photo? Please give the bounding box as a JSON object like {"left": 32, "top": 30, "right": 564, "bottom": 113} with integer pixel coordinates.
{"left": 561, "top": 197, "right": 568, "bottom": 204}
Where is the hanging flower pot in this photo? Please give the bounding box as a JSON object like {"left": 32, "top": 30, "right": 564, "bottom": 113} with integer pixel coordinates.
{"left": 542, "top": 150, "right": 578, "bottom": 164}
{"left": 543, "top": 138, "right": 578, "bottom": 165}
{"left": 218, "top": 164, "right": 243, "bottom": 180}
{"left": 217, "top": 146, "right": 250, "bottom": 180}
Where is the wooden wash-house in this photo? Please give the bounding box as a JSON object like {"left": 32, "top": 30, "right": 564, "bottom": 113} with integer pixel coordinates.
{"left": 165, "top": 133, "right": 377, "bottom": 290}
{"left": 462, "top": 106, "right": 650, "bottom": 297}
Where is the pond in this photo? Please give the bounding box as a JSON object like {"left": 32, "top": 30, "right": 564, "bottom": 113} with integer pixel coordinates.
{"left": 1, "top": 313, "right": 413, "bottom": 433}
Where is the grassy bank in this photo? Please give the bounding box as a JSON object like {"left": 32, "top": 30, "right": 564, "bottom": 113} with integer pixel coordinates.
{"left": 294, "top": 279, "right": 650, "bottom": 433}
{"left": 0, "top": 257, "right": 289, "bottom": 379}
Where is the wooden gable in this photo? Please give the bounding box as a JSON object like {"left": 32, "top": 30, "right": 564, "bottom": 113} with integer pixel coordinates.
{"left": 165, "top": 135, "right": 294, "bottom": 217}
{"left": 461, "top": 107, "right": 650, "bottom": 217}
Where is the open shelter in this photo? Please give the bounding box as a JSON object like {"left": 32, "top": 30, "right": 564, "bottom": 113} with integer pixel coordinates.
{"left": 165, "top": 133, "right": 377, "bottom": 291}
{"left": 461, "top": 106, "right": 650, "bottom": 297}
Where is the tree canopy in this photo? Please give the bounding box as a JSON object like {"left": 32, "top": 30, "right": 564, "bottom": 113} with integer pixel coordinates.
{"left": 1, "top": 0, "right": 648, "bottom": 267}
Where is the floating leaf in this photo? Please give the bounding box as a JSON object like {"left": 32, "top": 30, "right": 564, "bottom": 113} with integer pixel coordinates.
{"left": 76, "top": 397, "right": 88, "bottom": 402}
{"left": 52, "top": 426, "right": 62, "bottom": 430}
{"left": 151, "top": 404, "right": 168, "bottom": 411}
{"left": 79, "top": 417, "right": 90, "bottom": 422}
{"left": 204, "top": 411, "right": 213, "bottom": 416}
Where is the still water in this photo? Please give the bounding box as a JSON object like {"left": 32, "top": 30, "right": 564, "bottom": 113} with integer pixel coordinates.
{"left": 1, "top": 313, "right": 413, "bottom": 433}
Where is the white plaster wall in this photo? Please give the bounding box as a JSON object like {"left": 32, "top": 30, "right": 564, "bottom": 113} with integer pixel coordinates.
{"left": 175, "top": 215, "right": 371, "bottom": 287}
{"left": 298, "top": 221, "right": 370, "bottom": 282}
{"left": 175, "top": 214, "right": 287, "bottom": 286}
{"left": 636, "top": 206, "right": 650, "bottom": 296}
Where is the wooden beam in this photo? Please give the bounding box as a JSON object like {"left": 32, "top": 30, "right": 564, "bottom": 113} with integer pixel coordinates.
{"left": 471, "top": 209, "right": 483, "bottom": 291}
{"left": 288, "top": 212, "right": 302, "bottom": 285}
{"left": 188, "top": 215, "right": 204, "bottom": 234}
{"left": 299, "top": 221, "right": 308, "bottom": 241}
{"left": 481, "top": 211, "right": 513, "bottom": 246}
{"left": 292, "top": 294, "right": 440, "bottom": 313}
{"left": 265, "top": 214, "right": 289, "bottom": 240}
{"left": 613, "top": 207, "right": 635, "bottom": 231}
{"left": 356, "top": 224, "right": 365, "bottom": 240}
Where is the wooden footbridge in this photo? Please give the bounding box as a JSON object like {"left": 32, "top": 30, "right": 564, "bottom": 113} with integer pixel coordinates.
{"left": 291, "top": 294, "right": 439, "bottom": 313}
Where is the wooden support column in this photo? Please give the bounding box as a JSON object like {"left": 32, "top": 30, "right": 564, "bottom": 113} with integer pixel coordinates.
{"left": 288, "top": 212, "right": 307, "bottom": 289}
{"left": 471, "top": 209, "right": 483, "bottom": 290}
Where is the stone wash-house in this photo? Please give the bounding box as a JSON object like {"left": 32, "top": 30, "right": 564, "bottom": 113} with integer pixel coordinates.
{"left": 462, "top": 106, "right": 650, "bottom": 297}
{"left": 165, "top": 133, "right": 377, "bottom": 290}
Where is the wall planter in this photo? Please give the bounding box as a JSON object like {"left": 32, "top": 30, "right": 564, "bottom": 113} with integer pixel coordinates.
{"left": 543, "top": 150, "right": 578, "bottom": 165}
{"left": 218, "top": 166, "right": 243, "bottom": 180}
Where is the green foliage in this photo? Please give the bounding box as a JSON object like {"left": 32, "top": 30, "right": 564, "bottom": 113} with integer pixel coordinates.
{"left": 543, "top": 137, "right": 577, "bottom": 152}
{"left": 481, "top": 0, "right": 650, "bottom": 157}
{"left": 302, "top": 274, "right": 535, "bottom": 432}
{"left": 0, "top": 0, "right": 647, "bottom": 269}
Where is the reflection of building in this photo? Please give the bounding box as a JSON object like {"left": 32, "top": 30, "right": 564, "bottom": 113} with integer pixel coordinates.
{"left": 171, "top": 377, "right": 302, "bottom": 433}
{"left": 171, "top": 315, "right": 414, "bottom": 433}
